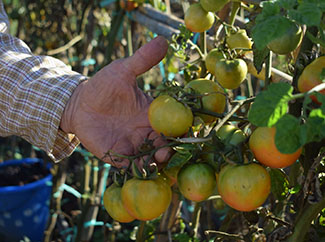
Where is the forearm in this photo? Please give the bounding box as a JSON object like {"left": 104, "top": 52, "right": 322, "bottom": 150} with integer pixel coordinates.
{"left": 0, "top": 31, "right": 87, "bottom": 161}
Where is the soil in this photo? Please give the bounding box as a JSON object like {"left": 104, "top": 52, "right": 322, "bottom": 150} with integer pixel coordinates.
{"left": 0, "top": 161, "right": 50, "bottom": 187}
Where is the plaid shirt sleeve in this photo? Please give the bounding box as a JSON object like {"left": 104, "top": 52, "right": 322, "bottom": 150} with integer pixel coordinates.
{"left": 0, "top": 1, "right": 87, "bottom": 161}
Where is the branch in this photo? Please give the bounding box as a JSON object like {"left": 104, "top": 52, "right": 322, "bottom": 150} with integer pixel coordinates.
{"left": 47, "top": 34, "right": 83, "bottom": 55}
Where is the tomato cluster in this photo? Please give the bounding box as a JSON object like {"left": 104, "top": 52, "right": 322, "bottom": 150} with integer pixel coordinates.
{"left": 103, "top": 174, "right": 172, "bottom": 223}
{"left": 103, "top": 0, "right": 307, "bottom": 223}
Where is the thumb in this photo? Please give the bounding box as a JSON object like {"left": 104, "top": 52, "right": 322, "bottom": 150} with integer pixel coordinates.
{"left": 122, "top": 36, "right": 168, "bottom": 77}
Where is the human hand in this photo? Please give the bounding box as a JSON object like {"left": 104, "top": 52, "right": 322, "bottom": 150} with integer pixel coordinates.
{"left": 60, "top": 36, "right": 171, "bottom": 168}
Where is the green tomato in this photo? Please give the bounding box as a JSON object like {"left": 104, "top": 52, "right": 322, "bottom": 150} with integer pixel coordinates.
{"left": 267, "top": 23, "right": 303, "bottom": 55}
{"left": 184, "top": 3, "right": 215, "bottom": 33}
{"left": 200, "top": 0, "right": 230, "bottom": 12}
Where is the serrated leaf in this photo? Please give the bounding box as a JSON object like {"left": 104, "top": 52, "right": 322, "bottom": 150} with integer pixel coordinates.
{"left": 305, "top": 108, "right": 325, "bottom": 143}
{"left": 278, "top": 0, "right": 297, "bottom": 10}
{"left": 248, "top": 83, "right": 293, "bottom": 127}
{"left": 288, "top": 2, "right": 322, "bottom": 26}
{"left": 258, "top": 1, "right": 281, "bottom": 20}
{"left": 275, "top": 114, "right": 302, "bottom": 154}
{"left": 269, "top": 168, "right": 289, "bottom": 201}
{"left": 166, "top": 151, "right": 192, "bottom": 169}
{"left": 252, "top": 45, "right": 270, "bottom": 73}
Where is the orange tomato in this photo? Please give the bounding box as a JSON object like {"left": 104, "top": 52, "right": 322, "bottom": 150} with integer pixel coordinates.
{"left": 249, "top": 126, "right": 302, "bottom": 168}
{"left": 218, "top": 163, "right": 271, "bottom": 212}
{"left": 121, "top": 177, "right": 172, "bottom": 221}
{"left": 297, "top": 56, "right": 325, "bottom": 103}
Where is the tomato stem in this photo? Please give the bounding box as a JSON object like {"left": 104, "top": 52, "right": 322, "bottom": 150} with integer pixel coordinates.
{"left": 191, "top": 202, "right": 202, "bottom": 238}
{"left": 287, "top": 196, "right": 325, "bottom": 242}
{"left": 136, "top": 221, "right": 147, "bottom": 242}
{"left": 228, "top": 1, "right": 240, "bottom": 26}
{"left": 264, "top": 50, "right": 272, "bottom": 87}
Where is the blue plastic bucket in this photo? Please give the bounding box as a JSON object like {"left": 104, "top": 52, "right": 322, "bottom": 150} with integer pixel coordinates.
{"left": 0, "top": 158, "right": 53, "bottom": 242}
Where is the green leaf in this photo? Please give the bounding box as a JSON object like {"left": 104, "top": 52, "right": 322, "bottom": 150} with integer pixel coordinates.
{"left": 252, "top": 14, "right": 294, "bottom": 50}
{"left": 248, "top": 83, "right": 293, "bottom": 127}
{"left": 166, "top": 150, "right": 192, "bottom": 169}
{"left": 288, "top": 2, "right": 322, "bottom": 26}
{"left": 269, "top": 168, "right": 289, "bottom": 201}
{"left": 252, "top": 45, "right": 270, "bottom": 73}
{"left": 305, "top": 108, "right": 325, "bottom": 143}
{"left": 275, "top": 114, "right": 302, "bottom": 154}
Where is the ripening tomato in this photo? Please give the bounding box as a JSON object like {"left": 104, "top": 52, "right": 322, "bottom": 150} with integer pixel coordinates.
{"left": 215, "top": 58, "right": 248, "bottom": 89}
{"left": 200, "top": 0, "right": 229, "bottom": 12}
{"left": 177, "top": 163, "right": 217, "bottom": 202}
{"left": 205, "top": 48, "right": 224, "bottom": 75}
{"left": 267, "top": 23, "right": 303, "bottom": 55}
{"left": 218, "top": 163, "right": 271, "bottom": 212}
{"left": 119, "top": 0, "right": 138, "bottom": 11}
{"left": 103, "top": 183, "right": 135, "bottom": 223}
{"left": 148, "top": 95, "right": 193, "bottom": 137}
{"left": 247, "top": 60, "right": 266, "bottom": 81}
{"left": 297, "top": 56, "right": 325, "bottom": 103}
{"left": 216, "top": 124, "right": 246, "bottom": 146}
{"left": 226, "top": 29, "right": 253, "bottom": 53}
{"left": 121, "top": 177, "right": 172, "bottom": 221}
{"left": 249, "top": 126, "right": 302, "bottom": 168}
{"left": 184, "top": 3, "right": 215, "bottom": 33}
{"left": 185, "top": 78, "right": 226, "bottom": 123}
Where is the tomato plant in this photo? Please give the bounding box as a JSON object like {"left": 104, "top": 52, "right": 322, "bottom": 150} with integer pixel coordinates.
{"left": 217, "top": 163, "right": 271, "bottom": 212}
{"left": 215, "top": 58, "right": 248, "bottom": 89}
{"left": 177, "top": 163, "right": 217, "bottom": 202}
{"left": 103, "top": 183, "right": 135, "bottom": 223}
{"left": 121, "top": 177, "right": 172, "bottom": 221}
{"left": 148, "top": 94, "right": 193, "bottom": 137}
{"left": 185, "top": 78, "right": 226, "bottom": 123}
{"left": 184, "top": 3, "right": 215, "bottom": 33}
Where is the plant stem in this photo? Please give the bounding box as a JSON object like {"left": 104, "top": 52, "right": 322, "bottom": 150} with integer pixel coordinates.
{"left": 191, "top": 202, "right": 202, "bottom": 238}
{"left": 106, "top": 9, "right": 125, "bottom": 64}
{"left": 228, "top": 1, "right": 240, "bottom": 26}
{"left": 265, "top": 50, "right": 272, "bottom": 87}
{"left": 127, "top": 18, "right": 133, "bottom": 57}
{"left": 136, "top": 221, "right": 147, "bottom": 242}
{"left": 287, "top": 197, "right": 325, "bottom": 242}
{"left": 205, "top": 230, "right": 244, "bottom": 240}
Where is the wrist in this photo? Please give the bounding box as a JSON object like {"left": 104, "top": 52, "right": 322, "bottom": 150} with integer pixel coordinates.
{"left": 60, "top": 81, "right": 86, "bottom": 134}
